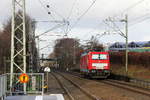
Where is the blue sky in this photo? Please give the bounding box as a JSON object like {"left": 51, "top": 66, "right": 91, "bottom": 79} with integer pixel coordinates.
{"left": 0, "top": 0, "right": 150, "bottom": 56}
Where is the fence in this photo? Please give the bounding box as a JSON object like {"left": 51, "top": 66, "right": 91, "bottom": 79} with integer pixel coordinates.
{"left": 0, "top": 73, "right": 44, "bottom": 100}
{"left": 6, "top": 73, "right": 44, "bottom": 95}
{"left": 0, "top": 74, "right": 7, "bottom": 100}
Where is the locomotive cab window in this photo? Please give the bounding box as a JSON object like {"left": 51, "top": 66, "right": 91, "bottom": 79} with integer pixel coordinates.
{"left": 92, "top": 54, "right": 107, "bottom": 60}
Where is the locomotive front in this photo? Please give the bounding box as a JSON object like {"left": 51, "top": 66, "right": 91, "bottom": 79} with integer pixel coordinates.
{"left": 80, "top": 51, "right": 110, "bottom": 78}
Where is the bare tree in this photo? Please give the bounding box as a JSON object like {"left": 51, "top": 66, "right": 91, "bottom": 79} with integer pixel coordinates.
{"left": 84, "top": 36, "right": 104, "bottom": 52}
{"left": 0, "top": 11, "right": 38, "bottom": 74}
{"left": 54, "top": 38, "right": 82, "bottom": 70}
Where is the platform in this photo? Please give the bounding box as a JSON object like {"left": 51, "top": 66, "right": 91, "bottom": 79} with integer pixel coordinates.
{"left": 6, "top": 94, "right": 64, "bottom": 100}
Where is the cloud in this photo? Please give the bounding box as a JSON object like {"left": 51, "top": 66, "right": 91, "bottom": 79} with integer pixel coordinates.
{"left": 1, "top": 0, "right": 150, "bottom": 54}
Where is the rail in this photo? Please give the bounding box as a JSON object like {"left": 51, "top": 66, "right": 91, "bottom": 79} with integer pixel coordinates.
{"left": 55, "top": 72, "right": 101, "bottom": 100}
{"left": 130, "top": 78, "right": 150, "bottom": 89}
{"left": 64, "top": 71, "right": 150, "bottom": 96}
{"left": 51, "top": 73, "right": 75, "bottom": 100}
{"left": 67, "top": 70, "right": 150, "bottom": 89}
{"left": 111, "top": 73, "right": 150, "bottom": 89}
{"left": 0, "top": 74, "right": 7, "bottom": 100}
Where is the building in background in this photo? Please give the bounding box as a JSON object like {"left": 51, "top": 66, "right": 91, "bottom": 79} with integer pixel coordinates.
{"left": 109, "top": 41, "right": 150, "bottom": 52}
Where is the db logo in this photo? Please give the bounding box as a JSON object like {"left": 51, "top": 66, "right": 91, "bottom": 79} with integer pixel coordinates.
{"left": 19, "top": 73, "right": 29, "bottom": 83}
{"left": 98, "top": 61, "right": 101, "bottom": 63}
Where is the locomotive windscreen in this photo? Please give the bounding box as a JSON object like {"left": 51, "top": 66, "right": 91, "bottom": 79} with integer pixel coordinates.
{"left": 92, "top": 54, "right": 107, "bottom": 60}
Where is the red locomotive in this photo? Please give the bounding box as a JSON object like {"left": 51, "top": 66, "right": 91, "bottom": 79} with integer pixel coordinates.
{"left": 80, "top": 51, "right": 110, "bottom": 78}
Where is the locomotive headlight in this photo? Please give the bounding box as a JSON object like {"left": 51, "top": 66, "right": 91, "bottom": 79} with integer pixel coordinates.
{"left": 92, "top": 63, "right": 97, "bottom": 66}
{"left": 102, "top": 63, "right": 108, "bottom": 66}
{"left": 92, "top": 63, "right": 108, "bottom": 67}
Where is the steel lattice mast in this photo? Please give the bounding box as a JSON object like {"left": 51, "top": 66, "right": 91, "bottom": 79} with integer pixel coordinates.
{"left": 10, "top": 0, "right": 26, "bottom": 93}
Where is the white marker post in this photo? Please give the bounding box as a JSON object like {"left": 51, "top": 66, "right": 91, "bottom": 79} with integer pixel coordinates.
{"left": 44, "top": 67, "right": 51, "bottom": 91}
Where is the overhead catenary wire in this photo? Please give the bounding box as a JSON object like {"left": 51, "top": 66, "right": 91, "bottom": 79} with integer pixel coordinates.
{"left": 37, "top": 0, "right": 97, "bottom": 38}
{"left": 104, "top": 0, "right": 150, "bottom": 33}
{"left": 129, "top": 16, "right": 150, "bottom": 28}
{"left": 121, "top": 0, "right": 146, "bottom": 14}
{"left": 128, "top": 13, "right": 150, "bottom": 27}
{"left": 103, "top": 20, "right": 126, "bottom": 38}
{"left": 113, "top": 0, "right": 146, "bottom": 18}
{"left": 37, "top": 0, "right": 66, "bottom": 20}
{"left": 40, "top": 44, "right": 52, "bottom": 50}
{"left": 80, "top": 0, "right": 147, "bottom": 40}
{"left": 37, "top": 0, "right": 55, "bottom": 20}
{"left": 67, "top": 0, "right": 97, "bottom": 34}
{"left": 107, "top": 0, "right": 147, "bottom": 29}
{"left": 36, "top": 23, "right": 66, "bottom": 38}
{"left": 67, "top": 0, "right": 78, "bottom": 20}
{"left": 36, "top": 0, "right": 71, "bottom": 39}
{"left": 76, "top": 0, "right": 97, "bottom": 21}
{"left": 105, "top": 13, "right": 150, "bottom": 31}
{"left": 35, "top": 0, "right": 98, "bottom": 56}
{"left": 111, "top": 12, "right": 150, "bottom": 29}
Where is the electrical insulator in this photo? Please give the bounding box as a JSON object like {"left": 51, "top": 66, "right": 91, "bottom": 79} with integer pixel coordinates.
{"left": 48, "top": 12, "right": 51, "bottom": 14}
{"left": 47, "top": 5, "right": 50, "bottom": 8}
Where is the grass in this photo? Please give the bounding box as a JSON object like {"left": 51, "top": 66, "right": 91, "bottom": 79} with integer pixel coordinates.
{"left": 111, "top": 64, "right": 150, "bottom": 81}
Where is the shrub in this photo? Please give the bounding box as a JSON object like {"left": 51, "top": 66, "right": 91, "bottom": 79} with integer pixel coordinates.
{"left": 110, "top": 52, "right": 150, "bottom": 68}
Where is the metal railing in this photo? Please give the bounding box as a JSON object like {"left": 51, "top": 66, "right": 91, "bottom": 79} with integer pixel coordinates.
{"left": 6, "top": 73, "right": 44, "bottom": 95}
{"left": 0, "top": 74, "right": 7, "bottom": 100}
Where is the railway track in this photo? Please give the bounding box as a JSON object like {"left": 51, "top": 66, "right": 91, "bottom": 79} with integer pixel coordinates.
{"left": 63, "top": 71, "right": 150, "bottom": 97}
{"left": 51, "top": 72, "right": 101, "bottom": 100}
{"left": 100, "top": 80, "right": 150, "bottom": 97}
{"left": 51, "top": 72, "right": 74, "bottom": 100}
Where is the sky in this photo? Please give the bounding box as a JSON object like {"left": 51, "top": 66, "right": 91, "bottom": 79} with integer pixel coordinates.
{"left": 0, "top": 0, "right": 150, "bottom": 56}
